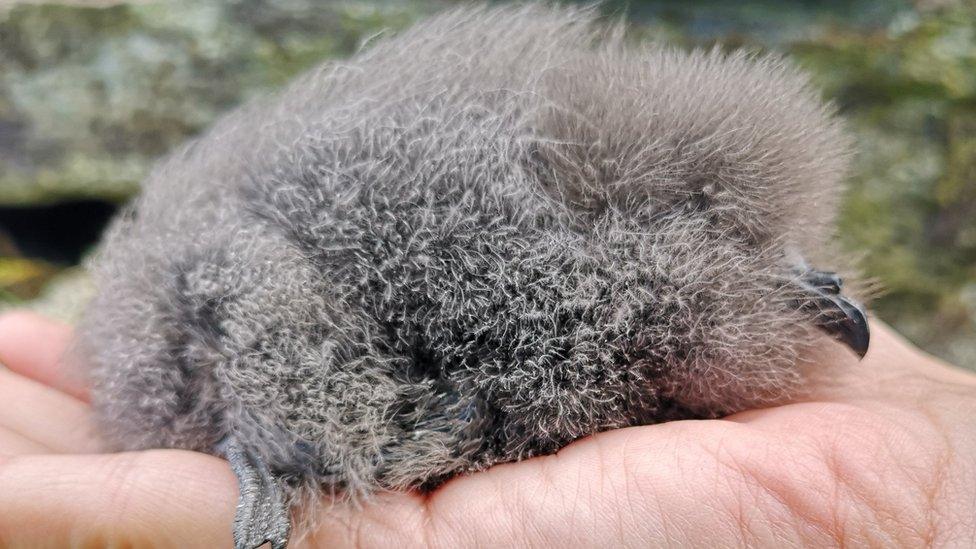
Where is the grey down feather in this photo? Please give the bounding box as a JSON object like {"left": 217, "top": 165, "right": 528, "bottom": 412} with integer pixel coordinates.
{"left": 76, "top": 2, "right": 864, "bottom": 539}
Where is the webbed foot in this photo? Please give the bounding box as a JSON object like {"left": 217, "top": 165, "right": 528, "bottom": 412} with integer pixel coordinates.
{"left": 220, "top": 436, "right": 292, "bottom": 549}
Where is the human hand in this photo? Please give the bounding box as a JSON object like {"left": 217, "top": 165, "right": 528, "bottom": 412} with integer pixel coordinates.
{"left": 0, "top": 310, "right": 973, "bottom": 547}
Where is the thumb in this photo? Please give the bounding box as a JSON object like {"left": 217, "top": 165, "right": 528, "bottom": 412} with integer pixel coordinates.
{"left": 796, "top": 319, "right": 976, "bottom": 404}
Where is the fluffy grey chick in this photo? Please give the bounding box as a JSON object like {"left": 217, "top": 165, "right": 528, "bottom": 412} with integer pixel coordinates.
{"left": 77, "top": 4, "right": 869, "bottom": 548}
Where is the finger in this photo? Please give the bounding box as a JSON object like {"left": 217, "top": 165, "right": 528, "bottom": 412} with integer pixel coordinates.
{"left": 304, "top": 424, "right": 748, "bottom": 548}
{"left": 299, "top": 492, "right": 432, "bottom": 548}
{"left": 0, "top": 368, "right": 100, "bottom": 454}
{"left": 0, "top": 310, "right": 89, "bottom": 401}
{"left": 408, "top": 421, "right": 839, "bottom": 548}
{"left": 0, "top": 426, "right": 53, "bottom": 455}
{"left": 0, "top": 450, "right": 237, "bottom": 548}
{"left": 864, "top": 321, "right": 976, "bottom": 384}
{"left": 796, "top": 319, "right": 976, "bottom": 404}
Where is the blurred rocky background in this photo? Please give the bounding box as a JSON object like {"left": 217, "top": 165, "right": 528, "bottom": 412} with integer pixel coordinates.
{"left": 1, "top": 0, "right": 973, "bottom": 368}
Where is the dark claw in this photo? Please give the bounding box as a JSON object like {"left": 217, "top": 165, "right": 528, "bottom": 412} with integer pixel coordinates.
{"left": 794, "top": 268, "right": 870, "bottom": 359}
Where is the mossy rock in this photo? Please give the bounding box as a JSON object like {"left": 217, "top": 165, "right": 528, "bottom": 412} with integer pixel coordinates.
{"left": 0, "top": 0, "right": 446, "bottom": 206}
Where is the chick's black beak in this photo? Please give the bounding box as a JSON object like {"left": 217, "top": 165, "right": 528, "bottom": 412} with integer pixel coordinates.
{"left": 794, "top": 269, "right": 870, "bottom": 359}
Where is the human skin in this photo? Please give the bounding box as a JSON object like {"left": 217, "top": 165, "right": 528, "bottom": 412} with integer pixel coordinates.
{"left": 0, "top": 310, "right": 973, "bottom": 547}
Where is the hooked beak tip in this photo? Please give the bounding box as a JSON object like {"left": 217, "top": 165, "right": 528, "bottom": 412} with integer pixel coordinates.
{"left": 794, "top": 268, "right": 871, "bottom": 361}
{"left": 829, "top": 303, "right": 870, "bottom": 360}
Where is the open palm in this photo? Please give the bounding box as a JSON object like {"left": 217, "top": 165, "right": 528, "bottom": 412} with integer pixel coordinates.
{"left": 0, "top": 310, "right": 973, "bottom": 547}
